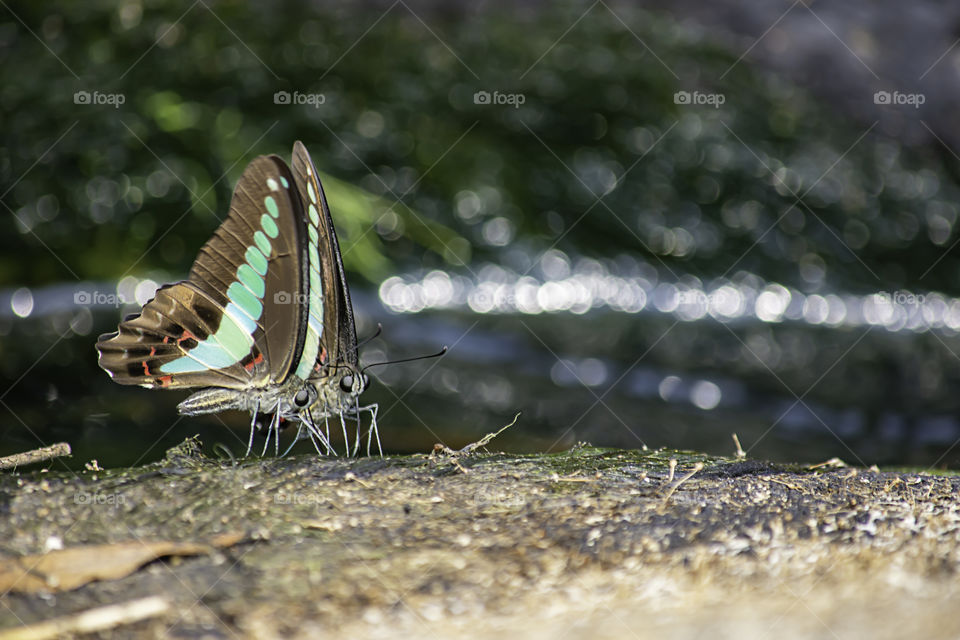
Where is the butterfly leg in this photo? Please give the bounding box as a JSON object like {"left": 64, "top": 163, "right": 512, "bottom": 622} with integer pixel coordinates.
{"left": 362, "top": 403, "right": 381, "bottom": 457}
{"left": 306, "top": 426, "right": 323, "bottom": 456}
{"left": 323, "top": 413, "right": 336, "bottom": 457}
{"left": 304, "top": 410, "right": 334, "bottom": 455}
{"left": 261, "top": 412, "right": 280, "bottom": 457}
{"left": 246, "top": 401, "right": 260, "bottom": 458}
{"left": 317, "top": 415, "right": 337, "bottom": 456}
{"left": 281, "top": 421, "right": 303, "bottom": 457}
{"left": 260, "top": 419, "right": 271, "bottom": 457}
{"left": 352, "top": 400, "right": 361, "bottom": 458}
{"left": 339, "top": 412, "right": 350, "bottom": 457}
{"left": 274, "top": 412, "right": 281, "bottom": 457}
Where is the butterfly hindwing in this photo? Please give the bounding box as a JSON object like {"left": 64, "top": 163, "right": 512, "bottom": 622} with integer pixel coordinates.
{"left": 97, "top": 155, "right": 309, "bottom": 389}
{"left": 96, "top": 282, "right": 264, "bottom": 389}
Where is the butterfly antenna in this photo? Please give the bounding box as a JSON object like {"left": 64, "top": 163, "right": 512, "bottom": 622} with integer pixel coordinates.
{"left": 353, "top": 323, "right": 383, "bottom": 352}
{"left": 360, "top": 347, "right": 448, "bottom": 376}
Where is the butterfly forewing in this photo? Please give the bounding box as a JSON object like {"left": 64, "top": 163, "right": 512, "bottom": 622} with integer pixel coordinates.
{"left": 97, "top": 155, "right": 309, "bottom": 389}
{"left": 188, "top": 155, "right": 308, "bottom": 383}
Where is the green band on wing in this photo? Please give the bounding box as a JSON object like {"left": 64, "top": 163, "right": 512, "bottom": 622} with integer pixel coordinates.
{"left": 295, "top": 327, "right": 320, "bottom": 379}
{"left": 159, "top": 311, "right": 255, "bottom": 374}
{"left": 261, "top": 214, "right": 279, "bottom": 238}
{"left": 227, "top": 281, "right": 263, "bottom": 323}
{"left": 246, "top": 246, "right": 268, "bottom": 276}
{"left": 225, "top": 301, "right": 258, "bottom": 334}
{"left": 264, "top": 195, "right": 279, "bottom": 218}
{"left": 254, "top": 231, "right": 271, "bottom": 256}
{"left": 293, "top": 215, "right": 325, "bottom": 379}
{"left": 237, "top": 264, "right": 265, "bottom": 298}
{"left": 214, "top": 310, "right": 257, "bottom": 360}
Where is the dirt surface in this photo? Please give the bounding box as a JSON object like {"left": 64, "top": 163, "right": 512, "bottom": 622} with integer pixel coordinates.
{"left": 1, "top": 440, "right": 959, "bottom": 639}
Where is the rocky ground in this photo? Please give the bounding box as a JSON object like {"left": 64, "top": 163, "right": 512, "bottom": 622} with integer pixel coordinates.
{"left": 1, "top": 439, "right": 959, "bottom": 639}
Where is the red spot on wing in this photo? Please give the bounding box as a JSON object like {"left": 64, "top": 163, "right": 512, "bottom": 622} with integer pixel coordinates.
{"left": 244, "top": 351, "right": 264, "bottom": 371}
{"left": 142, "top": 361, "right": 152, "bottom": 376}
{"left": 157, "top": 375, "right": 173, "bottom": 387}
{"left": 177, "top": 330, "right": 196, "bottom": 344}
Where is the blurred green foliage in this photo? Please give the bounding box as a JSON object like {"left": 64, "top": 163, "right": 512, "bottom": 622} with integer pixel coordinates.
{"left": 5, "top": 2, "right": 960, "bottom": 468}
{"left": 2, "top": 1, "right": 960, "bottom": 296}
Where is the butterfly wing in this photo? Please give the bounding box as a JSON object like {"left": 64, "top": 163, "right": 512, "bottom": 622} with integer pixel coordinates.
{"left": 97, "top": 155, "right": 309, "bottom": 389}
{"left": 96, "top": 281, "right": 267, "bottom": 389}
{"left": 289, "top": 140, "right": 359, "bottom": 380}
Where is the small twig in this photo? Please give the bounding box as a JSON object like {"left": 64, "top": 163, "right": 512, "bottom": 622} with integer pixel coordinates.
{"left": 808, "top": 457, "right": 848, "bottom": 471}
{"left": 883, "top": 477, "right": 904, "bottom": 492}
{"left": 432, "top": 412, "right": 522, "bottom": 459}
{"left": 0, "top": 443, "right": 71, "bottom": 471}
{"left": 429, "top": 413, "right": 521, "bottom": 475}
{"left": 731, "top": 433, "right": 745, "bottom": 459}
{"left": 667, "top": 458, "right": 677, "bottom": 483}
{"left": 0, "top": 596, "right": 170, "bottom": 640}
{"left": 550, "top": 472, "right": 600, "bottom": 483}
{"left": 458, "top": 412, "right": 521, "bottom": 455}
{"left": 766, "top": 477, "right": 804, "bottom": 491}
{"left": 343, "top": 472, "right": 371, "bottom": 488}
{"left": 661, "top": 462, "right": 704, "bottom": 504}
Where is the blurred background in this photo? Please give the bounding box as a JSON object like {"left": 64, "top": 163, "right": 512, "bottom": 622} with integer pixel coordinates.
{"left": 3, "top": 0, "right": 960, "bottom": 468}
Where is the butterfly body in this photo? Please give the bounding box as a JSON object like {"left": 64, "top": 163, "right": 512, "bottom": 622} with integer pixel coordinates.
{"left": 97, "top": 142, "right": 378, "bottom": 456}
{"left": 174, "top": 363, "right": 365, "bottom": 420}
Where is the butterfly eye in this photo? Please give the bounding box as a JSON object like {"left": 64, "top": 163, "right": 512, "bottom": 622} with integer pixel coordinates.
{"left": 294, "top": 389, "right": 310, "bottom": 407}
{"left": 339, "top": 375, "right": 354, "bottom": 393}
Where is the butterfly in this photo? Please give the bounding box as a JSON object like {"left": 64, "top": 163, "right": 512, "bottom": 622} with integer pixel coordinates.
{"left": 96, "top": 141, "right": 379, "bottom": 457}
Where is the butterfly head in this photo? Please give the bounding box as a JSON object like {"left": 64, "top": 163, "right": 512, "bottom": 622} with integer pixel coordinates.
{"left": 284, "top": 363, "right": 370, "bottom": 418}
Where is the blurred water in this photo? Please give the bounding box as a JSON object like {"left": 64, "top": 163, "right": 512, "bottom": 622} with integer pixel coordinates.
{"left": 3, "top": 263, "right": 959, "bottom": 469}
